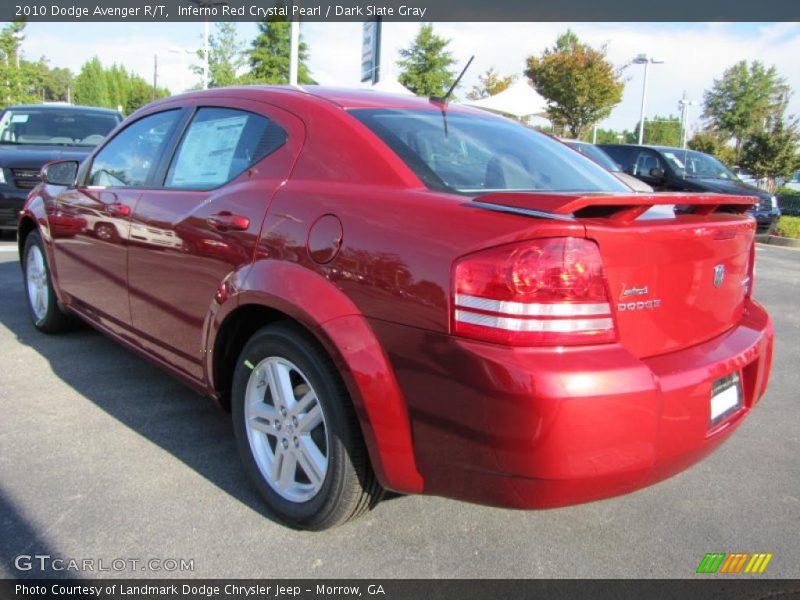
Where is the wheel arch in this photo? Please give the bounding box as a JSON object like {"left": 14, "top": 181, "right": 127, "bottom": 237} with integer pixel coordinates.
{"left": 17, "top": 215, "right": 37, "bottom": 262}
{"left": 207, "top": 260, "right": 423, "bottom": 494}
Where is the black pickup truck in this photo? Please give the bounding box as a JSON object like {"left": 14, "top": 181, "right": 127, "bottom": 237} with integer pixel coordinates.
{"left": 599, "top": 143, "right": 781, "bottom": 234}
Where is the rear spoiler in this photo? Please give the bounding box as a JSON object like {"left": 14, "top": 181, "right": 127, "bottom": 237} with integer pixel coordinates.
{"left": 472, "top": 192, "right": 757, "bottom": 223}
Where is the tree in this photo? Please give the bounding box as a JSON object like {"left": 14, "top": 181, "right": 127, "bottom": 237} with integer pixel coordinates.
{"left": 525, "top": 30, "right": 624, "bottom": 138}
{"left": 248, "top": 15, "right": 314, "bottom": 85}
{"left": 592, "top": 128, "right": 635, "bottom": 144}
{"left": 397, "top": 24, "right": 457, "bottom": 97}
{"left": 72, "top": 58, "right": 167, "bottom": 113}
{"left": 687, "top": 131, "right": 736, "bottom": 166}
{"left": 467, "top": 68, "right": 514, "bottom": 100}
{"left": 42, "top": 65, "right": 73, "bottom": 102}
{"left": 632, "top": 115, "right": 681, "bottom": 147}
{"left": 73, "top": 57, "right": 111, "bottom": 108}
{"left": 193, "top": 22, "right": 246, "bottom": 88}
{"left": 703, "top": 60, "right": 790, "bottom": 160}
{"left": 0, "top": 22, "right": 28, "bottom": 104}
{"left": 739, "top": 120, "right": 800, "bottom": 193}
{"left": 126, "top": 76, "right": 166, "bottom": 113}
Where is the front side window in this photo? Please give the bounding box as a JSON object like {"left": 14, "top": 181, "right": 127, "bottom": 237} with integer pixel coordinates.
{"left": 165, "top": 107, "right": 287, "bottom": 189}
{"left": 89, "top": 110, "right": 180, "bottom": 188}
{"left": 0, "top": 108, "right": 120, "bottom": 147}
{"left": 350, "top": 109, "right": 629, "bottom": 194}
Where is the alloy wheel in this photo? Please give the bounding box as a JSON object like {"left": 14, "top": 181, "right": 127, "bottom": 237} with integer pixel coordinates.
{"left": 26, "top": 245, "right": 49, "bottom": 322}
{"left": 243, "top": 356, "right": 329, "bottom": 503}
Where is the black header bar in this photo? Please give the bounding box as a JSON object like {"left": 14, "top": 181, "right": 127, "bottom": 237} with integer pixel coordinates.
{"left": 5, "top": 0, "right": 800, "bottom": 22}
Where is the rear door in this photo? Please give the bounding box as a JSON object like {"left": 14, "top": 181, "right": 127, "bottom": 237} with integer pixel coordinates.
{"left": 126, "top": 101, "right": 303, "bottom": 381}
{"left": 51, "top": 109, "right": 183, "bottom": 331}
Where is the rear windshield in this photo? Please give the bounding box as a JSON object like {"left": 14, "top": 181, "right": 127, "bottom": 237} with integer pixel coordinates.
{"left": 564, "top": 141, "right": 620, "bottom": 173}
{"left": 350, "top": 108, "right": 629, "bottom": 195}
{"left": 0, "top": 108, "right": 121, "bottom": 147}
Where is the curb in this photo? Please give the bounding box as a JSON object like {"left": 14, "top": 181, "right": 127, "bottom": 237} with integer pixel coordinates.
{"left": 756, "top": 234, "right": 800, "bottom": 249}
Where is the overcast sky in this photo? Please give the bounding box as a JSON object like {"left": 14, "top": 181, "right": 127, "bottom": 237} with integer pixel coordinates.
{"left": 20, "top": 21, "right": 800, "bottom": 134}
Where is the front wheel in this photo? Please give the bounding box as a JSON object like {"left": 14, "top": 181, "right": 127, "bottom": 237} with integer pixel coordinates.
{"left": 231, "top": 323, "right": 382, "bottom": 530}
{"left": 22, "top": 231, "right": 72, "bottom": 333}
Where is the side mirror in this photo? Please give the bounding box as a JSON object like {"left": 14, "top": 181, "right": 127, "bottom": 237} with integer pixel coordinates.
{"left": 41, "top": 160, "right": 79, "bottom": 186}
{"left": 649, "top": 167, "right": 665, "bottom": 179}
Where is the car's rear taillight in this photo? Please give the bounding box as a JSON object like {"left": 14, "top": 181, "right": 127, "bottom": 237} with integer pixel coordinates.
{"left": 452, "top": 237, "right": 616, "bottom": 346}
{"left": 745, "top": 240, "right": 756, "bottom": 298}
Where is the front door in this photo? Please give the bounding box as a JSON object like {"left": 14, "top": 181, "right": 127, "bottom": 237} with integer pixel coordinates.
{"left": 50, "top": 109, "right": 183, "bottom": 331}
{"left": 126, "top": 103, "right": 303, "bottom": 381}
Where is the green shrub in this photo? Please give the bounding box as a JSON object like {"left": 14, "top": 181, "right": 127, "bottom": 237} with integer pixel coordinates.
{"left": 776, "top": 216, "right": 800, "bottom": 239}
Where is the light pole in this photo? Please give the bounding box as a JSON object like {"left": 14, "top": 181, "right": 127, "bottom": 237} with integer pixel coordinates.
{"left": 678, "top": 92, "right": 698, "bottom": 148}
{"left": 186, "top": 0, "right": 228, "bottom": 90}
{"left": 633, "top": 53, "right": 664, "bottom": 145}
{"left": 289, "top": 21, "right": 300, "bottom": 85}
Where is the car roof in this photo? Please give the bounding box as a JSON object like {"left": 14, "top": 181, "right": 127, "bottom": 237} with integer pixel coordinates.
{"left": 4, "top": 103, "right": 122, "bottom": 115}
{"left": 150, "top": 85, "right": 483, "bottom": 115}
{"left": 599, "top": 143, "right": 707, "bottom": 155}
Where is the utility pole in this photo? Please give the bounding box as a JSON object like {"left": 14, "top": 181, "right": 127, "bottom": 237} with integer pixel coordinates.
{"left": 153, "top": 54, "right": 158, "bottom": 100}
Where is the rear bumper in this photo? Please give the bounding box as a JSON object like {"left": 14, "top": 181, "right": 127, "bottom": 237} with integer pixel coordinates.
{"left": 0, "top": 188, "right": 28, "bottom": 230}
{"left": 372, "top": 299, "right": 773, "bottom": 508}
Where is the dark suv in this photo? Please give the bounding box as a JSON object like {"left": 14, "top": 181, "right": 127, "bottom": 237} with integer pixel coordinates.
{"left": 599, "top": 144, "right": 781, "bottom": 233}
{"left": 0, "top": 104, "right": 122, "bottom": 232}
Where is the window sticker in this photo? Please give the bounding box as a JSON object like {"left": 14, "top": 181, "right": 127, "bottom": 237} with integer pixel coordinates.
{"left": 169, "top": 115, "right": 248, "bottom": 187}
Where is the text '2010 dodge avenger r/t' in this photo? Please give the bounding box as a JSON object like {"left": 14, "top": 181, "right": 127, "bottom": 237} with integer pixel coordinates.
{"left": 18, "top": 87, "right": 773, "bottom": 530}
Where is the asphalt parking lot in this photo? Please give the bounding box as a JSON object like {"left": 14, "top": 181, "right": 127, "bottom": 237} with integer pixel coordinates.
{"left": 0, "top": 238, "right": 798, "bottom": 579}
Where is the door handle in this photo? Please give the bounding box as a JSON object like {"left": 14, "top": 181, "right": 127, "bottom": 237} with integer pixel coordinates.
{"left": 107, "top": 202, "right": 131, "bottom": 217}
{"left": 207, "top": 212, "right": 249, "bottom": 232}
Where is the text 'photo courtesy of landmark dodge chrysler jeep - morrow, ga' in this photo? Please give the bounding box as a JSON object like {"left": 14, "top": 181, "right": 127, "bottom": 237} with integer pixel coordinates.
{"left": 18, "top": 86, "right": 773, "bottom": 530}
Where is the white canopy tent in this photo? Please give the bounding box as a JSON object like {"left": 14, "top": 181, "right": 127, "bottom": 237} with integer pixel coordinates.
{"left": 463, "top": 79, "right": 549, "bottom": 122}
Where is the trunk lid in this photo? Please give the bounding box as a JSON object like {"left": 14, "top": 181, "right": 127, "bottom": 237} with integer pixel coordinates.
{"left": 472, "top": 192, "right": 757, "bottom": 358}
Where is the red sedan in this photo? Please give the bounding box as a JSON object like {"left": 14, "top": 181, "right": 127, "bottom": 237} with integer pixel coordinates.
{"left": 18, "top": 87, "right": 773, "bottom": 530}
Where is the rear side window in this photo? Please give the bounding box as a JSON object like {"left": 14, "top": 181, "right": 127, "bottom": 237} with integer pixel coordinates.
{"left": 89, "top": 110, "right": 180, "bottom": 187}
{"left": 165, "top": 107, "right": 287, "bottom": 190}
{"left": 351, "top": 108, "right": 628, "bottom": 195}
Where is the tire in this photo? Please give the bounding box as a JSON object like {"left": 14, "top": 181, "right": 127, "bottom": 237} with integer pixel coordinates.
{"left": 22, "top": 231, "right": 72, "bottom": 333}
{"left": 231, "top": 323, "right": 382, "bottom": 530}
{"left": 94, "top": 222, "right": 119, "bottom": 243}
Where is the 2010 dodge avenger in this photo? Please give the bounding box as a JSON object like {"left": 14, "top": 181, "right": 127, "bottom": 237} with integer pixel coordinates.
{"left": 18, "top": 86, "right": 773, "bottom": 530}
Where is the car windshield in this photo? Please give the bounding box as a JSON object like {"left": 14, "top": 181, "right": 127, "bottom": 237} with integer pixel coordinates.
{"left": 659, "top": 149, "right": 737, "bottom": 180}
{"left": 564, "top": 141, "right": 621, "bottom": 172}
{"left": 0, "top": 108, "right": 120, "bottom": 147}
{"left": 350, "top": 108, "right": 629, "bottom": 195}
